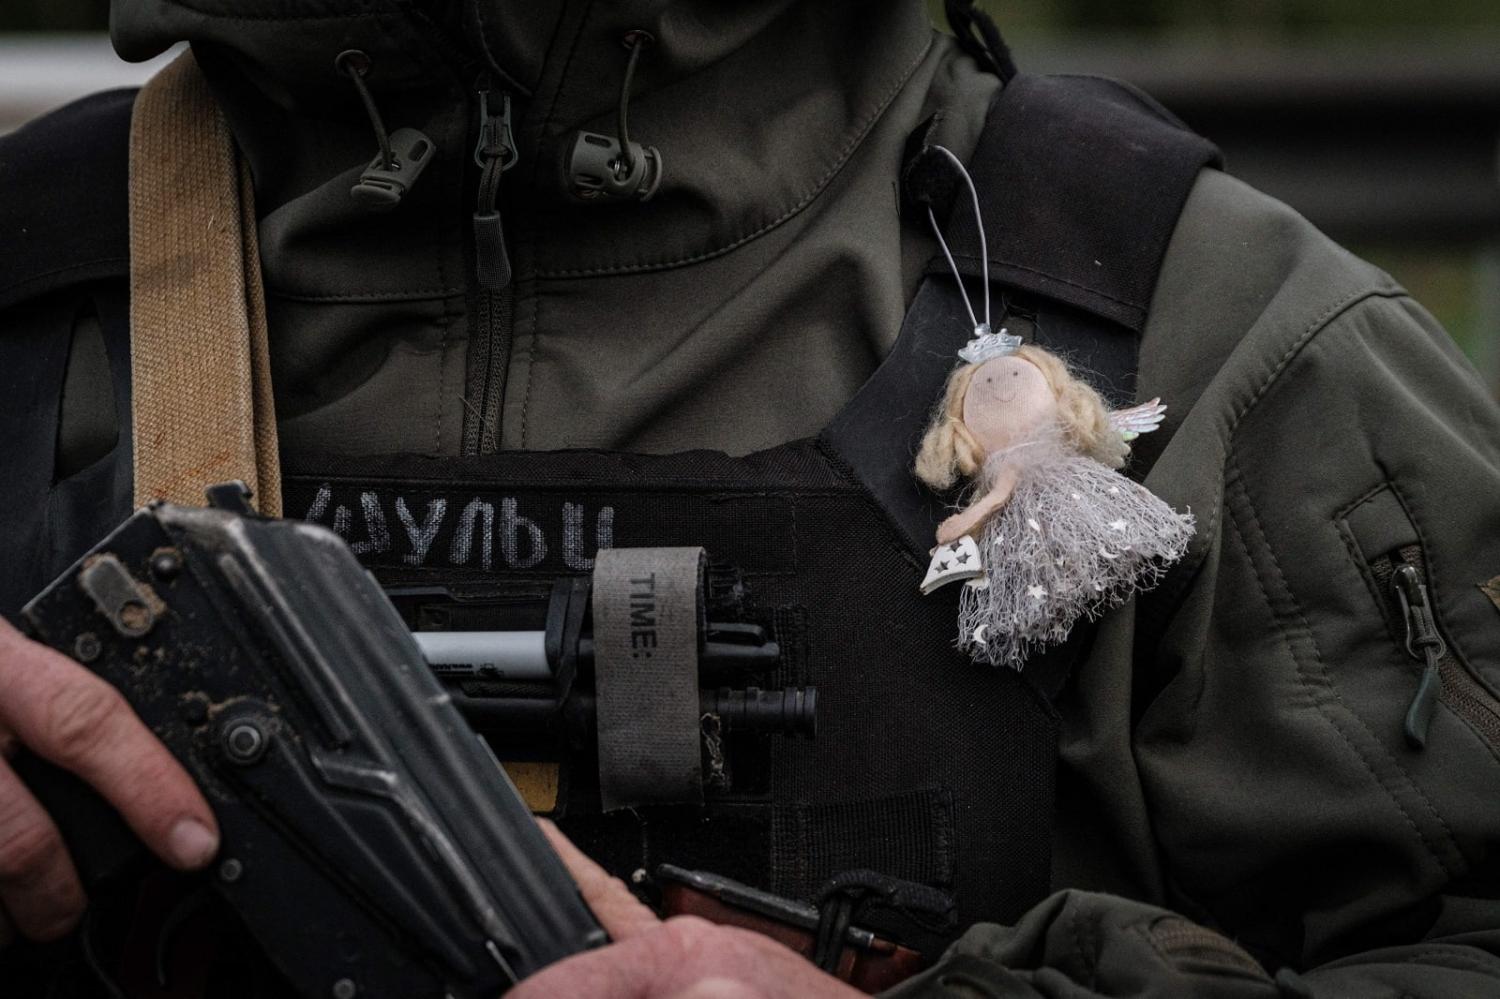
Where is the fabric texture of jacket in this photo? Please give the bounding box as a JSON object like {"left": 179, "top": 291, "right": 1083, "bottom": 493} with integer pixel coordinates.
{"left": 2, "top": 1, "right": 1500, "bottom": 996}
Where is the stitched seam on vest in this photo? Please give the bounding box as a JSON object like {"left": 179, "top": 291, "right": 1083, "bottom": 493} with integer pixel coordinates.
{"left": 533, "top": 34, "right": 934, "bottom": 279}
{"left": 813, "top": 436, "right": 932, "bottom": 567}
{"left": 946, "top": 253, "right": 1146, "bottom": 310}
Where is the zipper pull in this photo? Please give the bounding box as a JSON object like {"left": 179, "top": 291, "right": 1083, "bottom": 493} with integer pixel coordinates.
{"left": 1392, "top": 563, "right": 1445, "bottom": 748}
{"left": 473, "top": 90, "right": 519, "bottom": 173}
{"left": 473, "top": 89, "right": 518, "bottom": 291}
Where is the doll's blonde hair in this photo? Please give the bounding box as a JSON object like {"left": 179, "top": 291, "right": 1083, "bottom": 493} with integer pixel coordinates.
{"left": 913, "top": 345, "right": 1127, "bottom": 491}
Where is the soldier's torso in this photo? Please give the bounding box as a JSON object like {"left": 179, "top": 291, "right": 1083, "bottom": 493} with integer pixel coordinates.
{"left": 0, "top": 67, "right": 1217, "bottom": 949}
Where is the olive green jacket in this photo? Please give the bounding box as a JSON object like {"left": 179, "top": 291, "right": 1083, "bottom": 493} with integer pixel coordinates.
{"left": 892, "top": 167, "right": 1500, "bottom": 998}
{"left": 10, "top": 1, "right": 1500, "bottom": 995}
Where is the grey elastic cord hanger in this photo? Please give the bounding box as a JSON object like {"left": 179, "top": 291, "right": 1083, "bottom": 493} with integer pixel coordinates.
{"left": 926, "top": 145, "right": 991, "bottom": 337}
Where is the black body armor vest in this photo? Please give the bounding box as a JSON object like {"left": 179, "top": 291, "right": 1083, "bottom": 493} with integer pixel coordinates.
{"left": 0, "top": 75, "right": 1218, "bottom": 937}
{"left": 277, "top": 443, "right": 1052, "bottom": 924}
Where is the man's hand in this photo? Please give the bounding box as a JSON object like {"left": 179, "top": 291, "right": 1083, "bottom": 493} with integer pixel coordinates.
{"left": 522, "top": 820, "right": 863, "bottom": 999}
{"left": 0, "top": 616, "right": 219, "bottom": 944}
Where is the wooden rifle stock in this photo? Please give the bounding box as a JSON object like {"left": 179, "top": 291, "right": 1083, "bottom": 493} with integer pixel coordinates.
{"left": 657, "top": 867, "right": 930, "bottom": 993}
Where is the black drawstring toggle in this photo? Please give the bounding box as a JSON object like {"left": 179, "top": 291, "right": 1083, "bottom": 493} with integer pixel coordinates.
{"left": 352, "top": 128, "right": 436, "bottom": 209}
{"left": 337, "top": 49, "right": 436, "bottom": 209}
{"left": 565, "top": 30, "right": 663, "bottom": 202}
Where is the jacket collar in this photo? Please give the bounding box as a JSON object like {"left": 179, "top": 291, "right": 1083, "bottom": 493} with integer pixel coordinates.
{"left": 112, "top": 0, "right": 936, "bottom": 281}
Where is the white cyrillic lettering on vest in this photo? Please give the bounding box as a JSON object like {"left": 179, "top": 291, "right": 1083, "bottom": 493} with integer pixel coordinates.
{"left": 597, "top": 505, "right": 615, "bottom": 553}
{"left": 396, "top": 497, "right": 447, "bottom": 566}
{"left": 332, "top": 504, "right": 351, "bottom": 539}
{"left": 450, "top": 498, "right": 495, "bottom": 570}
{"left": 301, "top": 487, "right": 620, "bottom": 571}
{"left": 501, "top": 498, "right": 547, "bottom": 569}
{"left": 563, "top": 502, "right": 617, "bottom": 570}
{"left": 349, "top": 491, "right": 392, "bottom": 555}
{"left": 304, "top": 484, "right": 332, "bottom": 522}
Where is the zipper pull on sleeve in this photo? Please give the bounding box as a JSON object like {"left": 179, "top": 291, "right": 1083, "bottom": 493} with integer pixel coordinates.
{"left": 1393, "top": 563, "right": 1445, "bottom": 749}
{"left": 473, "top": 90, "right": 518, "bottom": 290}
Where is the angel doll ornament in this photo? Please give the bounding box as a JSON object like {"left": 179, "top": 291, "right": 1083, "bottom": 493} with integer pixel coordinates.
{"left": 915, "top": 333, "right": 1194, "bottom": 669}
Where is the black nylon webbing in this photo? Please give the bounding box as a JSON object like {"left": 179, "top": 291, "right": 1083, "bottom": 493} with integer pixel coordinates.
{"left": 771, "top": 788, "right": 958, "bottom": 900}
{"left": 924, "top": 74, "right": 1222, "bottom": 333}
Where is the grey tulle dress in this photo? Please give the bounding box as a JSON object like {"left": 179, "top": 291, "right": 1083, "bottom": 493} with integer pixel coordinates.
{"left": 955, "top": 435, "right": 1194, "bottom": 669}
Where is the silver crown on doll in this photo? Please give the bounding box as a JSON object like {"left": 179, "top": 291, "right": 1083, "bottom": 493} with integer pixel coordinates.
{"left": 956, "top": 325, "right": 1024, "bottom": 365}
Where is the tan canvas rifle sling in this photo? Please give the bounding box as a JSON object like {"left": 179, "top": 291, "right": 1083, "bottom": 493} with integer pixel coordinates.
{"left": 128, "top": 51, "right": 280, "bottom": 516}
{"left": 125, "top": 53, "right": 576, "bottom": 810}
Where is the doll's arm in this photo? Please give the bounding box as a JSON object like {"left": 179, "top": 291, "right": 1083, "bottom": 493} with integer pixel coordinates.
{"left": 936, "top": 466, "right": 1019, "bottom": 546}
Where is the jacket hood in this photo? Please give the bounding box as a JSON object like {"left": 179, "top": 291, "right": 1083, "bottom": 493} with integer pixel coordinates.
{"left": 111, "top": 0, "right": 936, "bottom": 276}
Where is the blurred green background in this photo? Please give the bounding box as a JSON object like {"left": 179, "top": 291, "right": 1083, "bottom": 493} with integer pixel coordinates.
{"left": 933, "top": 0, "right": 1500, "bottom": 386}
{"left": 4, "top": 1, "right": 1499, "bottom": 386}
{"left": 932, "top": 0, "right": 1500, "bottom": 36}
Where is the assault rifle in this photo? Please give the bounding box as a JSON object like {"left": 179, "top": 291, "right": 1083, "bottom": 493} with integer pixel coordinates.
{"left": 18, "top": 485, "right": 607, "bottom": 998}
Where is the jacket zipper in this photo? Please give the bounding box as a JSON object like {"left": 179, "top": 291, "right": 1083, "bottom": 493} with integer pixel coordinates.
{"left": 1371, "top": 545, "right": 1500, "bottom": 750}
{"left": 462, "top": 81, "right": 519, "bottom": 455}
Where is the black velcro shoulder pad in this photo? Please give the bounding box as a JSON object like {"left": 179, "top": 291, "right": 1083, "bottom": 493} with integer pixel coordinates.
{"left": 827, "top": 74, "right": 1220, "bottom": 561}
{"left": 921, "top": 74, "right": 1221, "bottom": 332}
{"left": 0, "top": 89, "right": 135, "bottom": 313}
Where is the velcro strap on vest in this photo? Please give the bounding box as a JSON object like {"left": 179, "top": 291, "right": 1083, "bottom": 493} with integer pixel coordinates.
{"left": 592, "top": 547, "right": 705, "bottom": 811}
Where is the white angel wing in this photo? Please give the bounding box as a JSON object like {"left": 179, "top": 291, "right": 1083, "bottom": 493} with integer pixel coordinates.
{"left": 1110, "top": 398, "right": 1167, "bottom": 442}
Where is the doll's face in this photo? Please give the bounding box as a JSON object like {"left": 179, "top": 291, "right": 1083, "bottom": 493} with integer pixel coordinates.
{"left": 961, "top": 356, "right": 1058, "bottom": 453}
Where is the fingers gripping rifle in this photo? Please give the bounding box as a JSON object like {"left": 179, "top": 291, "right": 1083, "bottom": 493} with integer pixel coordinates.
{"left": 19, "top": 485, "right": 606, "bottom": 998}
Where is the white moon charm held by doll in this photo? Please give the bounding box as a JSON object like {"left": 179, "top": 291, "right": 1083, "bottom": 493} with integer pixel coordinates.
{"left": 914, "top": 340, "right": 1195, "bottom": 669}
